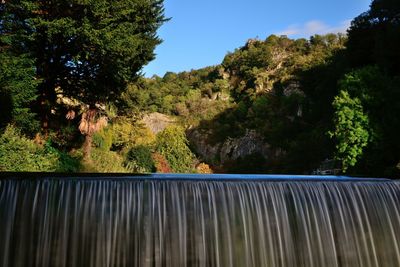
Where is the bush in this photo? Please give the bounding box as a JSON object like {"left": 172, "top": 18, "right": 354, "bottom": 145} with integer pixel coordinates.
{"left": 0, "top": 125, "right": 59, "bottom": 171}
{"left": 155, "top": 126, "right": 195, "bottom": 173}
{"left": 93, "top": 127, "right": 113, "bottom": 151}
{"left": 82, "top": 148, "right": 127, "bottom": 173}
{"left": 111, "top": 118, "right": 155, "bottom": 151}
{"left": 44, "top": 142, "right": 81, "bottom": 172}
{"left": 196, "top": 163, "right": 213, "bottom": 174}
{"left": 125, "top": 145, "right": 155, "bottom": 173}
{"left": 152, "top": 152, "right": 172, "bottom": 173}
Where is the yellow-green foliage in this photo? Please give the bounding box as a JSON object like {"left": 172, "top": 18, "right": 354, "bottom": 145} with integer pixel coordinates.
{"left": 83, "top": 148, "right": 127, "bottom": 173}
{"left": 155, "top": 126, "right": 195, "bottom": 173}
{"left": 93, "top": 127, "right": 113, "bottom": 151}
{"left": 86, "top": 116, "right": 157, "bottom": 173}
{"left": 92, "top": 117, "right": 155, "bottom": 153}
{"left": 0, "top": 125, "right": 59, "bottom": 171}
{"left": 111, "top": 117, "right": 156, "bottom": 150}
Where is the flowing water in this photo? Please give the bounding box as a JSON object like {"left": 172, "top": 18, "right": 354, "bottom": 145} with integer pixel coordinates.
{"left": 0, "top": 176, "right": 400, "bottom": 267}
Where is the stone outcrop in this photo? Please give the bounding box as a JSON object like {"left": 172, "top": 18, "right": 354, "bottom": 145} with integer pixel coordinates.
{"left": 141, "top": 112, "right": 176, "bottom": 134}
{"left": 219, "top": 130, "right": 270, "bottom": 163}
{"left": 188, "top": 129, "right": 271, "bottom": 165}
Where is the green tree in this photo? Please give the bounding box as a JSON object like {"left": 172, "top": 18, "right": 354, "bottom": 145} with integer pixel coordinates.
{"left": 0, "top": 53, "right": 39, "bottom": 133}
{"left": 347, "top": 0, "right": 400, "bottom": 73}
{"left": 1, "top": 0, "right": 167, "bottom": 158}
{"left": 330, "top": 90, "right": 371, "bottom": 172}
{"left": 345, "top": 0, "right": 400, "bottom": 177}
{"left": 0, "top": 1, "right": 40, "bottom": 133}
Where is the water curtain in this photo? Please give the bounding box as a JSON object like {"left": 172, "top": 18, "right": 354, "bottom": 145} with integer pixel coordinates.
{"left": 1, "top": 175, "right": 399, "bottom": 266}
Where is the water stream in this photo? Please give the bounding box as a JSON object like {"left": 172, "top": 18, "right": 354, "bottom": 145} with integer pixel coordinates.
{"left": 1, "top": 176, "right": 399, "bottom": 266}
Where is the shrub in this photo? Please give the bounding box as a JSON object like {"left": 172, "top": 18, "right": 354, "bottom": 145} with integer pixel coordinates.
{"left": 111, "top": 118, "right": 155, "bottom": 151}
{"left": 155, "top": 126, "right": 195, "bottom": 173}
{"left": 93, "top": 127, "right": 113, "bottom": 151}
{"left": 83, "top": 148, "right": 127, "bottom": 173}
{"left": 196, "top": 163, "right": 213, "bottom": 174}
{"left": 152, "top": 152, "right": 172, "bottom": 173}
{"left": 125, "top": 145, "right": 155, "bottom": 173}
{"left": 0, "top": 125, "right": 59, "bottom": 171}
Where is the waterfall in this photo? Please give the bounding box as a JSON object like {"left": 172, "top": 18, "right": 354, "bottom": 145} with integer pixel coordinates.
{"left": 1, "top": 176, "right": 399, "bottom": 267}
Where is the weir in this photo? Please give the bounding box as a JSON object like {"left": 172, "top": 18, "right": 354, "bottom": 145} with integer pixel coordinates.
{"left": 0, "top": 174, "right": 399, "bottom": 267}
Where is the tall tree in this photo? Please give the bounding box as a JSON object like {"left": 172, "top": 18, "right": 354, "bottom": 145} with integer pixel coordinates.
{"left": 0, "top": 0, "right": 40, "bottom": 133}
{"left": 2, "top": 0, "right": 167, "bottom": 158}
{"left": 340, "top": 0, "right": 400, "bottom": 177}
{"left": 347, "top": 0, "right": 400, "bottom": 74}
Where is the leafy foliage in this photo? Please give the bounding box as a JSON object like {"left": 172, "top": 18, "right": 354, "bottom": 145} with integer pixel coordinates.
{"left": 155, "top": 126, "right": 195, "bottom": 173}
{"left": 330, "top": 90, "right": 371, "bottom": 172}
{"left": 0, "top": 125, "right": 58, "bottom": 171}
{"left": 111, "top": 118, "right": 156, "bottom": 150}
{"left": 0, "top": 1, "right": 40, "bottom": 133}
{"left": 0, "top": 54, "right": 39, "bottom": 133}
{"left": 93, "top": 128, "right": 114, "bottom": 151}
{"left": 83, "top": 148, "right": 127, "bottom": 173}
{"left": 347, "top": 0, "right": 400, "bottom": 73}
{"left": 196, "top": 163, "right": 213, "bottom": 174}
{"left": 152, "top": 152, "right": 172, "bottom": 173}
{"left": 121, "top": 69, "right": 232, "bottom": 126}
{"left": 125, "top": 145, "right": 155, "bottom": 173}
{"left": 331, "top": 66, "right": 400, "bottom": 175}
{"left": 1, "top": 0, "right": 167, "bottom": 105}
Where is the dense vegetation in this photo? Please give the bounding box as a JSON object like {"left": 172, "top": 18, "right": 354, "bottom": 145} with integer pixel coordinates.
{"left": 1, "top": 0, "right": 399, "bottom": 177}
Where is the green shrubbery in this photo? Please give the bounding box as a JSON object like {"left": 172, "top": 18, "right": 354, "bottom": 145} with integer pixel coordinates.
{"left": 122, "top": 126, "right": 197, "bottom": 174}
{"left": 155, "top": 126, "right": 195, "bottom": 173}
{"left": 125, "top": 145, "right": 155, "bottom": 173}
{"left": 0, "top": 126, "right": 58, "bottom": 171}
{"left": 0, "top": 125, "right": 81, "bottom": 172}
{"left": 84, "top": 148, "right": 127, "bottom": 173}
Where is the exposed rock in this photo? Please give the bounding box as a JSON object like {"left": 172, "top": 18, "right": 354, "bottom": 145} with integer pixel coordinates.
{"left": 188, "top": 129, "right": 271, "bottom": 165}
{"left": 211, "top": 92, "right": 230, "bottom": 101}
{"left": 187, "top": 129, "right": 222, "bottom": 164}
{"left": 141, "top": 112, "right": 176, "bottom": 134}
{"left": 219, "top": 130, "right": 270, "bottom": 163}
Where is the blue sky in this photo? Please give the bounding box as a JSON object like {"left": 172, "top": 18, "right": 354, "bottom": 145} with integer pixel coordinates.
{"left": 143, "top": 0, "right": 371, "bottom": 77}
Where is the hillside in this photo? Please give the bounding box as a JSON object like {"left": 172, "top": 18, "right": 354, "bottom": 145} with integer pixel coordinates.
{"left": 122, "top": 34, "right": 346, "bottom": 173}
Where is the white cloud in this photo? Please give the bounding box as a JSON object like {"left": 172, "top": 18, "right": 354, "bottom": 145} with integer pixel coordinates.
{"left": 276, "top": 19, "right": 351, "bottom": 37}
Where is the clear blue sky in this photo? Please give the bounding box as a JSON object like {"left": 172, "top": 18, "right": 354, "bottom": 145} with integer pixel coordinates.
{"left": 143, "top": 0, "right": 371, "bottom": 77}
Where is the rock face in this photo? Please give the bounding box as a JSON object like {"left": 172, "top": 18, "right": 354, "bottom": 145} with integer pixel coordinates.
{"left": 188, "top": 129, "right": 271, "bottom": 165}
{"left": 141, "top": 112, "right": 176, "bottom": 134}
{"left": 187, "top": 129, "right": 220, "bottom": 164}
{"left": 219, "top": 130, "right": 270, "bottom": 163}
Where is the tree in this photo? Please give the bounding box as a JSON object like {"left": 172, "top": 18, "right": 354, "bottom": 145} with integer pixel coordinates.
{"left": 0, "top": 1, "right": 40, "bottom": 133}
{"left": 330, "top": 90, "right": 371, "bottom": 172}
{"left": 1, "top": 0, "right": 167, "bottom": 158}
{"left": 344, "top": 0, "right": 400, "bottom": 177}
{"left": 347, "top": 0, "right": 400, "bottom": 74}
{"left": 330, "top": 66, "right": 400, "bottom": 175}
{"left": 0, "top": 53, "right": 40, "bottom": 133}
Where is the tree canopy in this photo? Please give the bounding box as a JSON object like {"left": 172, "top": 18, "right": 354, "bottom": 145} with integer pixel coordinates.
{"left": 1, "top": 0, "right": 167, "bottom": 125}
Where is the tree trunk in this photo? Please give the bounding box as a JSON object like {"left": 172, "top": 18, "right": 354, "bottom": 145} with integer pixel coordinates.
{"left": 40, "top": 91, "right": 49, "bottom": 136}
{"left": 83, "top": 134, "right": 93, "bottom": 161}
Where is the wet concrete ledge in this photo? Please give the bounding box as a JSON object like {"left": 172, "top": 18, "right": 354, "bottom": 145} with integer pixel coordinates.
{"left": 0, "top": 172, "right": 393, "bottom": 182}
